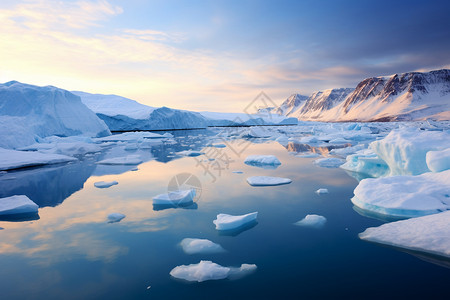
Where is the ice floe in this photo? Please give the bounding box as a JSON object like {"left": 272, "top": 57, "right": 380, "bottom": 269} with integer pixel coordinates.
{"left": 315, "top": 188, "right": 329, "bottom": 194}
{"left": 97, "top": 155, "right": 143, "bottom": 165}
{"left": 213, "top": 212, "right": 258, "bottom": 231}
{"left": 351, "top": 170, "right": 450, "bottom": 218}
{"left": 94, "top": 181, "right": 118, "bottom": 188}
{"left": 246, "top": 176, "right": 292, "bottom": 186}
{"left": 244, "top": 155, "right": 281, "bottom": 168}
{"left": 107, "top": 213, "right": 125, "bottom": 223}
{"left": 0, "top": 195, "right": 39, "bottom": 216}
{"left": 180, "top": 238, "right": 225, "bottom": 255}
{"left": 426, "top": 148, "right": 450, "bottom": 173}
{"left": 0, "top": 148, "right": 77, "bottom": 171}
{"left": 359, "top": 210, "right": 450, "bottom": 259}
{"left": 153, "top": 189, "right": 196, "bottom": 205}
{"left": 294, "top": 214, "right": 327, "bottom": 228}
{"left": 177, "top": 150, "right": 204, "bottom": 157}
{"left": 313, "top": 157, "right": 345, "bottom": 168}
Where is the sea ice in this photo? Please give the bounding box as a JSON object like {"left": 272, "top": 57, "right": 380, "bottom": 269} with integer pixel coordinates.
{"left": 107, "top": 213, "right": 125, "bottom": 223}
{"left": 0, "top": 148, "right": 76, "bottom": 171}
{"left": 315, "top": 188, "right": 329, "bottom": 194}
{"left": 228, "top": 264, "right": 258, "bottom": 280}
{"left": 213, "top": 212, "right": 258, "bottom": 230}
{"left": 351, "top": 170, "right": 450, "bottom": 218}
{"left": 94, "top": 181, "right": 118, "bottom": 188}
{"left": 294, "top": 214, "right": 327, "bottom": 228}
{"left": 246, "top": 176, "right": 292, "bottom": 186}
{"left": 359, "top": 210, "right": 450, "bottom": 259}
{"left": 295, "top": 152, "right": 321, "bottom": 158}
{"left": 244, "top": 155, "right": 281, "bottom": 168}
{"left": 170, "top": 261, "right": 257, "bottom": 282}
{"left": 177, "top": 150, "right": 204, "bottom": 157}
{"left": 0, "top": 195, "right": 39, "bottom": 215}
{"left": 153, "top": 189, "right": 196, "bottom": 205}
{"left": 426, "top": 148, "right": 450, "bottom": 173}
{"left": 210, "top": 143, "right": 226, "bottom": 148}
{"left": 313, "top": 157, "right": 345, "bottom": 168}
{"left": 96, "top": 155, "right": 143, "bottom": 165}
{"left": 180, "top": 238, "right": 225, "bottom": 254}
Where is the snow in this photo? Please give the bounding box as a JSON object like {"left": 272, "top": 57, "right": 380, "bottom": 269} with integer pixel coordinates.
{"left": 0, "top": 147, "right": 76, "bottom": 171}
{"left": 340, "top": 149, "right": 390, "bottom": 177}
{"left": 96, "top": 155, "right": 143, "bottom": 165}
{"left": 370, "top": 128, "right": 450, "bottom": 175}
{"left": 180, "top": 238, "right": 225, "bottom": 254}
{"left": 426, "top": 148, "right": 450, "bottom": 173}
{"left": 107, "top": 213, "right": 125, "bottom": 223}
{"left": 359, "top": 210, "right": 450, "bottom": 259}
{"left": 94, "top": 181, "right": 118, "bottom": 188}
{"left": 0, "top": 195, "right": 39, "bottom": 215}
{"left": 213, "top": 212, "right": 258, "bottom": 230}
{"left": 170, "top": 260, "right": 256, "bottom": 282}
{"left": 244, "top": 155, "right": 281, "bottom": 168}
{"left": 351, "top": 170, "right": 450, "bottom": 218}
{"left": 294, "top": 214, "right": 327, "bottom": 228}
{"left": 246, "top": 176, "right": 292, "bottom": 186}
{"left": 153, "top": 189, "right": 196, "bottom": 205}
{"left": 177, "top": 150, "right": 204, "bottom": 157}
{"left": 316, "top": 188, "right": 329, "bottom": 194}
{"left": 313, "top": 157, "right": 345, "bottom": 168}
{"left": 0, "top": 81, "right": 110, "bottom": 149}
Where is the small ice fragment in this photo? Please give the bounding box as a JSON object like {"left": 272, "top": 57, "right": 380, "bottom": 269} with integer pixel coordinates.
{"left": 152, "top": 189, "right": 196, "bottom": 205}
{"left": 210, "top": 143, "right": 226, "bottom": 148}
{"left": 296, "top": 153, "right": 320, "bottom": 158}
{"left": 180, "top": 238, "right": 225, "bottom": 254}
{"left": 170, "top": 261, "right": 230, "bottom": 282}
{"left": 97, "top": 155, "right": 142, "bottom": 165}
{"left": 213, "top": 212, "right": 258, "bottom": 230}
{"left": 228, "top": 264, "right": 258, "bottom": 280}
{"left": 177, "top": 150, "right": 204, "bottom": 157}
{"left": 246, "top": 176, "right": 292, "bottom": 186}
{"left": 244, "top": 155, "right": 281, "bottom": 168}
{"left": 313, "top": 157, "right": 345, "bottom": 168}
{"left": 294, "top": 214, "right": 327, "bottom": 228}
{"left": 0, "top": 195, "right": 38, "bottom": 216}
{"left": 232, "top": 170, "right": 243, "bottom": 174}
{"left": 94, "top": 181, "right": 118, "bottom": 188}
{"left": 107, "top": 213, "right": 125, "bottom": 223}
{"left": 131, "top": 167, "right": 139, "bottom": 171}
{"left": 146, "top": 286, "right": 151, "bottom": 290}
{"left": 316, "top": 188, "right": 329, "bottom": 194}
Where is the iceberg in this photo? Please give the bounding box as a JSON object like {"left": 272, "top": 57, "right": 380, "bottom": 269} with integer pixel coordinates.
{"left": 426, "top": 148, "right": 450, "bottom": 173}
{"left": 152, "top": 189, "right": 196, "bottom": 205}
{"left": 313, "top": 157, "right": 345, "bottom": 168}
{"left": 246, "top": 176, "right": 292, "bottom": 186}
{"left": 359, "top": 210, "right": 450, "bottom": 259}
{"left": 0, "top": 147, "right": 77, "bottom": 171}
{"left": 370, "top": 128, "right": 450, "bottom": 175}
{"left": 170, "top": 261, "right": 256, "bottom": 282}
{"left": 294, "top": 214, "right": 327, "bottom": 228}
{"left": 179, "top": 238, "right": 225, "bottom": 255}
{"left": 94, "top": 181, "right": 118, "bottom": 188}
{"left": 352, "top": 170, "right": 450, "bottom": 218}
{"left": 96, "top": 155, "right": 143, "bottom": 165}
{"left": 213, "top": 212, "right": 258, "bottom": 230}
{"left": 0, "top": 195, "right": 39, "bottom": 216}
{"left": 340, "top": 149, "right": 390, "bottom": 177}
{"left": 107, "top": 213, "right": 125, "bottom": 223}
{"left": 244, "top": 155, "right": 281, "bottom": 168}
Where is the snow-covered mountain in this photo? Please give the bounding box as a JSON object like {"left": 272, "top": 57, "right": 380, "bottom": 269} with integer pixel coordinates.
{"left": 0, "top": 81, "right": 110, "bottom": 149}
{"left": 275, "top": 94, "right": 309, "bottom": 116}
{"left": 279, "top": 69, "right": 450, "bottom": 122}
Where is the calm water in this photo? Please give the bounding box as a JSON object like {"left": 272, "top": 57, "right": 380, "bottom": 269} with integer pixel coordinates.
{"left": 0, "top": 128, "right": 448, "bottom": 299}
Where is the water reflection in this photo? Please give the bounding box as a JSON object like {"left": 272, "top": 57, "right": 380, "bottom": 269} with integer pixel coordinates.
{"left": 285, "top": 142, "right": 350, "bottom": 156}
{"left": 153, "top": 202, "right": 198, "bottom": 211}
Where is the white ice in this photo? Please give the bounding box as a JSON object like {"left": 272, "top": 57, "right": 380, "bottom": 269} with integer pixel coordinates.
{"left": 426, "top": 148, "right": 450, "bottom": 173}
{"left": 94, "top": 181, "right": 118, "bottom": 188}
{"left": 340, "top": 149, "right": 390, "bottom": 178}
{"left": 315, "top": 188, "right": 329, "bottom": 194}
{"left": 359, "top": 210, "right": 450, "bottom": 259}
{"left": 0, "top": 147, "right": 76, "bottom": 171}
{"left": 107, "top": 213, "right": 125, "bottom": 223}
{"left": 352, "top": 170, "right": 450, "bottom": 218}
{"left": 177, "top": 150, "right": 204, "bottom": 157}
{"left": 153, "top": 189, "right": 196, "bottom": 205}
{"left": 244, "top": 155, "right": 281, "bottom": 167}
{"left": 213, "top": 212, "right": 258, "bottom": 230}
{"left": 96, "top": 155, "right": 143, "bottom": 165}
{"left": 294, "top": 214, "right": 327, "bottom": 228}
{"left": 0, "top": 195, "right": 39, "bottom": 215}
{"left": 180, "top": 238, "right": 225, "bottom": 255}
{"left": 246, "top": 176, "right": 292, "bottom": 186}
{"left": 313, "top": 157, "right": 345, "bottom": 168}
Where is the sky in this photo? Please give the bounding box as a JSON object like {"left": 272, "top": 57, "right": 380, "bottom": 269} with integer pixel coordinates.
{"left": 1, "top": 0, "right": 449, "bottom": 112}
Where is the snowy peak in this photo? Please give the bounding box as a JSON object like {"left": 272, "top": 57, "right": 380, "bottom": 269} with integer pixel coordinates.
{"left": 275, "top": 93, "right": 308, "bottom": 116}
{"left": 301, "top": 88, "right": 354, "bottom": 113}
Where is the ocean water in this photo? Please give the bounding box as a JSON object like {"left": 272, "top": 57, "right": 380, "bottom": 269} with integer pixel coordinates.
{"left": 0, "top": 129, "right": 448, "bottom": 299}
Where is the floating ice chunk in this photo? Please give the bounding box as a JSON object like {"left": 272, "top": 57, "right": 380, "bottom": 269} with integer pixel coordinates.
{"left": 340, "top": 149, "right": 389, "bottom": 177}
{"left": 213, "top": 212, "right": 258, "bottom": 230}
{"left": 232, "top": 170, "right": 243, "bottom": 174}
{"left": 240, "top": 127, "right": 272, "bottom": 138}
{"left": 153, "top": 189, "right": 196, "bottom": 205}
{"left": 330, "top": 144, "right": 366, "bottom": 157}
{"left": 315, "top": 188, "right": 329, "bottom": 194}
{"left": 244, "top": 155, "right": 281, "bottom": 168}
{"left": 313, "top": 157, "right": 345, "bottom": 168}
{"left": 94, "top": 181, "right": 118, "bottom": 188}
{"left": 0, "top": 147, "right": 76, "bottom": 171}
{"left": 96, "top": 131, "right": 168, "bottom": 142}
{"left": 426, "top": 148, "right": 450, "bottom": 173}
{"left": 107, "top": 213, "right": 125, "bottom": 223}
{"left": 359, "top": 210, "right": 450, "bottom": 259}
{"left": 0, "top": 195, "right": 39, "bottom": 215}
{"left": 299, "top": 136, "right": 319, "bottom": 144}
{"left": 275, "top": 135, "right": 290, "bottom": 146}
{"left": 328, "top": 137, "right": 351, "bottom": 145}
{"left": 170, "top": 260, "right": 230, "bottom": 282}
{"left": 295, "top": 152, "right": 320, "bottom": 158}
{"left": 177, "top": 150, "right": 204, "bottom": 157}
{"left": 370, "top": 128, "right": 450, "bottom": 175}
{"left": 246, "top": 176, "right": 292, "bottom": 186}
{"left": 352, "top": 170, "right": 450, "bottom": 218}
{"left": 210, "top": 143, "right": 226, "bottom": 148}
{"left": 97, "top": 155, "right": 142, "bottom": 165}
{"left": 170, "top": 261, "right": 257, "bottom": 282}
{"left": 294, "top": 214, "right": 327, "bottom": 228}
{"left": 180, "top": 238, "right": 225, "bottom": 254}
